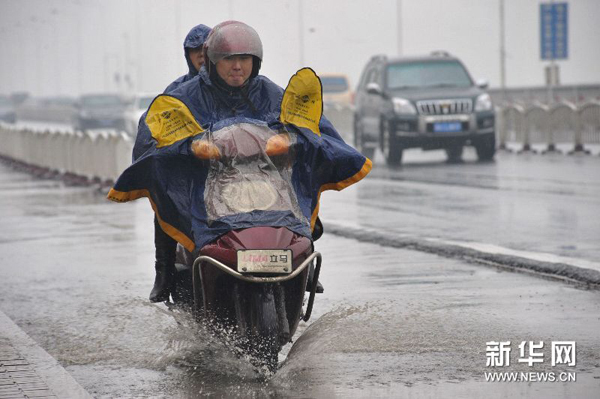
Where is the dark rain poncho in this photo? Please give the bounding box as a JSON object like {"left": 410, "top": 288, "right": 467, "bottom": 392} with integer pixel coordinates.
{"left": 110, "top": 68, "right": 371, "bottom": 254}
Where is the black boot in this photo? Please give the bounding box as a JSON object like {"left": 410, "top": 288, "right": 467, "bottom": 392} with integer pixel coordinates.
{"left": 314, "top": 280, "right": 325, "bottom": 294}
{"left": 149, "top": 217, "right": 177, "bottom": 303}
{"left": 311, "top": 216, "right": 324, "bottom": 241}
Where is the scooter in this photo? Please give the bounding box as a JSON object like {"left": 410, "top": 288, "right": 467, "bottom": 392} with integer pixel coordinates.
{"left": 169, "top": 121, "right": 323, "bottom": 372}
{"left": 108, "top": 68, "right": 371, "bottom": 374}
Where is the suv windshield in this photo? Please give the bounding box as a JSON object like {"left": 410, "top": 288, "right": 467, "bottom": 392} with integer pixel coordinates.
{"left": 386, "top": 60, "right": 472, "bottom": 90}
{"left": 321, "top": 76, "right": 349, "bottom": 93}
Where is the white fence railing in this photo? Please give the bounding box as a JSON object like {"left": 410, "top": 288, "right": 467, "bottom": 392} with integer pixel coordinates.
{"left": 0, "top": 106, "right": 355, "bottom": 184}
{"left": 499, "top": 101, "right": 600, "bottom": 152}
{"left": 323, "top": 102, "right": 354, "bottom": 143}
{"left": 1, "top": 101, "right": 598, "bottom": 182}
{"left": 0, "top": 124, "right": 133, "bottom": 184}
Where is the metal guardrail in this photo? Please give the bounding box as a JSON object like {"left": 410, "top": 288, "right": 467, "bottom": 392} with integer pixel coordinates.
{"left": 0, "top": 124, "right": 133, "bottom": 184}
{"left": 523, "top": 104, "right": 549, "bottom": 150}
{"left": 0, "top": 104, "right": 356, "bottom": 185}
{"left": 549, "top": 102, "right": 578, "bottom": 151}
{"left": 499, "top": 101, "right": 600, "bottom": 153}
{"left": 1, "top": 100, "right": 598, "bottom": 183}
{"left": 579, "top": 102, "right": 600, "bottom": 145}
{"left": 498, "top": 104, "right": 525, "bottom": 149}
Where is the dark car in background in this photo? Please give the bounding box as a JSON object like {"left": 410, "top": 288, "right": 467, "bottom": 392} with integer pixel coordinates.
{"left": 16, "top": 96, "right": 78, "bottom": 125}
{"left": 354, "top": 52, "right": 496, "bottom": 164}
{"left": 0, "top": 95, "right": 16, "bottom": 124}
{"left": 123, "top": 92, "right": 157, "bottom": 136}
{"left": 75, "top": 94, "right": 130, "bottom": 131}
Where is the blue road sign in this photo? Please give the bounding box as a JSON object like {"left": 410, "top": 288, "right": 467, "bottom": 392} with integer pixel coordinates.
{"left": 540, "top": 2, "right": 569, "bottom": 60}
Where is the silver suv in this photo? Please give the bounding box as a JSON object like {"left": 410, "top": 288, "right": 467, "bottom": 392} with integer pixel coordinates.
{"left": 353, "top": 52, "right": 496, "bottom": 164}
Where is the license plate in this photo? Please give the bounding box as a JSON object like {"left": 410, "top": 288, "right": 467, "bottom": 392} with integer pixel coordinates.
{"left": 237, "top": 249, "right": 292, "bottom": 274}
{"left": 433, "top": 122, "right": 462, "bottom": 132}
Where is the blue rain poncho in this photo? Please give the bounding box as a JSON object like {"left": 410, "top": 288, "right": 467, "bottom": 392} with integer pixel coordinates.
{"left": 110, "top": 68, "right": 371, "bottom": 253}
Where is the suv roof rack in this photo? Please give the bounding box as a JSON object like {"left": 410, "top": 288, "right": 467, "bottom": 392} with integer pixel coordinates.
{"left": 430, "top": 50, "right": 451, "bottom": 57}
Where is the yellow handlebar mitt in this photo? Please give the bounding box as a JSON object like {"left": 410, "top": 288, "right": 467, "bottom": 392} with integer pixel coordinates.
{"left": 145, "top": 95, "right": 204, "bottom": 148}
{"left": 279, "top": 68, "right": 323, "bottom": 136}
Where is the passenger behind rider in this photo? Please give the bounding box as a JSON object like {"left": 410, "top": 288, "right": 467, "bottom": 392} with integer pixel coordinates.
{"left": 150, "top": 20, "right": 337, "bottom": 302}
{"left": 149, "top": 24, "right": 211, "bottom": 303}
{"left": 163, "top": 24, "right": 211, "bottom": 93}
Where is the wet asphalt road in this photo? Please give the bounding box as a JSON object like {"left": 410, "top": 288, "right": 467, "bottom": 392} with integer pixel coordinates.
{"left": 322, "top": 147, "right": 600, "bottom": 266}
{"left": 0, "top": 150, "right": 599, "bottom": 398}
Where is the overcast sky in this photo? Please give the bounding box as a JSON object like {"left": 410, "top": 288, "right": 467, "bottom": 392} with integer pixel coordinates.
{"left": 1, "top": 0, "right": 598, "bottom": 97}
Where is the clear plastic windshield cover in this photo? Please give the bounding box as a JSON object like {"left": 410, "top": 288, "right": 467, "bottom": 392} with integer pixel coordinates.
{"left": 201, "top": 123, "right": 307, "bottom": 229}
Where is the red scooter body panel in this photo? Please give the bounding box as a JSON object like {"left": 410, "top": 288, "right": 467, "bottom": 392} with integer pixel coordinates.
{"left": 197, "top": 226, "right": 312, "bottom": 345}
{"left": 200, "top": 226, "right": 312, "bottom": 268}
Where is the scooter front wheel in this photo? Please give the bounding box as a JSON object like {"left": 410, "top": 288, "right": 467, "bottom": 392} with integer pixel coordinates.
{"left": 248, "top": 284, "right": 280, "bottom": 373}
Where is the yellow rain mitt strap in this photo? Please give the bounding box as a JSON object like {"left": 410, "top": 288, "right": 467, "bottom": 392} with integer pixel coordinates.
{"left": 279, "top": 68, "right": 323, "bottom": 136}
{"left": 145, "top": 95, "right": 204, "bottom": 148}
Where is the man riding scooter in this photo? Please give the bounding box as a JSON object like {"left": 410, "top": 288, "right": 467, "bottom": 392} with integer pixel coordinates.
{"left": 135, "top": 21, "right": 345, "bottom": 303}
{"left": 108, "top": 59, "right": 372, "bottom": 370}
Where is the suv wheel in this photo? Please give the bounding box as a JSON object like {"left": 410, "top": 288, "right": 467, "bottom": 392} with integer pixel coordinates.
{"left": 474, "top": 134, "right": 496, "bottom": 161}
{"left": 445, "top": 145, "right": 464, "bottom": 163}
{"left": 381, "top": 120, "right": 402, "bottom": 165}
{"left": 354, "top": 117, "right": 375, "bottom": 159}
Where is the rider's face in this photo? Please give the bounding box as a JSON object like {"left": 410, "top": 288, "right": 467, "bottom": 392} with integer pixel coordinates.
{"left": 216, "top": 55, "right": 253, "bottom": 87}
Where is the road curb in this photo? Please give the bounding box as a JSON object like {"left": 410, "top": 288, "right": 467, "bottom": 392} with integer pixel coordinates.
{"left": 0, "top": 310, "right": 93, "bottom": 399}
{"left": 325, "top": 223, "right": 600, "bottom": 287}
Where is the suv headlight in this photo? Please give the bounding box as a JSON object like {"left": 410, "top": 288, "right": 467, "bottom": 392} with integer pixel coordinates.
{"left": 475, "top": 93, "right": 493, "bottom": 111}
{"left": 392, "top": 98, "right": 417, "bottom": 115}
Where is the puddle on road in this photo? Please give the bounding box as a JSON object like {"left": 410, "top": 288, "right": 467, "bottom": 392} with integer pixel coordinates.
{"left": 59, "top": 300, "right": 266, "bottom": 397}
{"left": 56, "top": 298, "right": 598, "bottom": 398}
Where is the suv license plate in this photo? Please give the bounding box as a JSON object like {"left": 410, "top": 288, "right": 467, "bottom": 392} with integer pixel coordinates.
{"left": 433, "top": 122, "right": 462, "bottom": 133}
{"left": 237, "top": 249, "right": 292, "bottom": 274}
